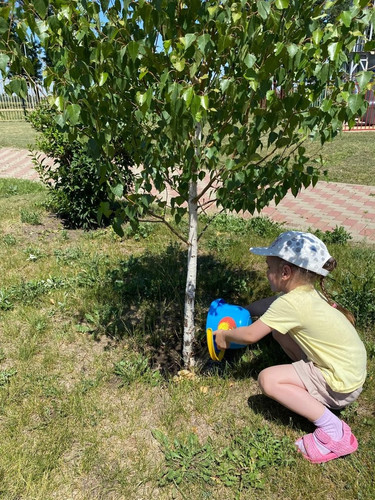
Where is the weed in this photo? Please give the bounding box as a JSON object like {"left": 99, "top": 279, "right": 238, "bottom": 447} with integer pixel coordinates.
{"left": 206, "top": 213, "right": 249, "bottom": 233}
{"left": 20, "top": 208, "right": 42, "bottom": 225}
{"left": 203, "top": 213, "right": 281, "bottom": 238}
{"left": 124, "top": 222, "right": 155, "bottom": 240}
{"left": 114, "top": 353, "right": 162, "bottom": 386}
{"left": 153, "top": 430, "right": 215, "bottom": 486}
{"left": 206, "top": 236, "right": 234, "bottom": 252}
{"left": 24, "top": 246, "right": 46, "bottom": 261}
{"left": 247, "top": 216, "right": 283, "bottom": 237}
{"left": 313, "top": 225, "right": 352, "bottom": 245}
{"left": 340, "top": 402, "right": 359, "bottom": 422}
{"left": 1, "top": 234, "right": 17, "bottom": 246}
{"left": 364, "top": 340, "right": 375, "bottom": 359}
{"left": 59, "top": 229, "right": 69, "bottom": 241}
{"left": 0, "top": 368, "right": 17, "bottom": 387}
{"left": 54, "top": 247, "right": 83, "bottom": 264}
{"left": 0, "top": 289, "right": 12, "bottom": 310}
{"left": 75, "top": 310, "right": 102, "bottom": 335}
{"left": 333, "top": 268, "right": 375, "bottom": 327}
{"left": 0, "top": 277, "right": 70, "bottom": 310}
{"left": 154, "top": 426, "right": 295, "bottom": 492}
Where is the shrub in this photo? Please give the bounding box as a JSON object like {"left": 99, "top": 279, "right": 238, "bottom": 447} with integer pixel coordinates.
{"left": 313, "top": 226, "right": 352, "bottom": 245}
{"left": 27, "top": 102, "right": 133, "bottom": 229}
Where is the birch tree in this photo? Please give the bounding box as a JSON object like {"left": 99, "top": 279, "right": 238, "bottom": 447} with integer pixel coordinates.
{"left": 1, "top": 0, "right": 374, "bottom": 366}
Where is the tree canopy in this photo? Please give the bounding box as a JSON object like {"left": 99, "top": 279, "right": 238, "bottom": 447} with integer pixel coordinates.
{"left": 1, "top": 0, "right": 374, "bottom": 365}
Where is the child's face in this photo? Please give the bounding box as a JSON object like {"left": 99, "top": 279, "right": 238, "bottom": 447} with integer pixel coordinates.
{"left": 266, "top": 256, "right": 284, "bottom": 292}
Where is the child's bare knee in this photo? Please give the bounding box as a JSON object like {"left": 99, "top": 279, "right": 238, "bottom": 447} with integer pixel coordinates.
{"left": 258, "top": 368, "right": 274, "bottom": 396}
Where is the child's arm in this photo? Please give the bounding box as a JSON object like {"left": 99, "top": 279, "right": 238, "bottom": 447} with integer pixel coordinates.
{"left": 214, "top": 319, "right": 272, "bottom": 350}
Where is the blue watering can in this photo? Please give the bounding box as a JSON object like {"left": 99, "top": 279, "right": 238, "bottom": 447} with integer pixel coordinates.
{"left": 206, "top": 298, "right": 252, "bottom": 361}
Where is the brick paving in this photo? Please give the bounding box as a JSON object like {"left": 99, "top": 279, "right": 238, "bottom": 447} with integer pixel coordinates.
{"left": 1, "top": 147, "right": 375, "bottom": 243}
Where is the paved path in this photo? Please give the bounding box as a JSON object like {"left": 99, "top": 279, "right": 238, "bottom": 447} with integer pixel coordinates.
{"left": 1, "top": 147, "right": 375, "bottom": 243}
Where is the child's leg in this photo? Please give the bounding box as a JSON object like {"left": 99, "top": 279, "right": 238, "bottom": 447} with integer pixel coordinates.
{"left": 257, "top": 364, "right": 325, "bottom": 421}
{"left": 258, "top": 364, "right": 354, "bottom": 462}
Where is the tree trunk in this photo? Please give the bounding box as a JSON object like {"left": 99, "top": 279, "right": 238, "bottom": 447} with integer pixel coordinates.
{"left": 182, "top": 123, "right": 201, "bottom": 368}
{"left": 183, "top": 178, "right": 198, "bottom": 368}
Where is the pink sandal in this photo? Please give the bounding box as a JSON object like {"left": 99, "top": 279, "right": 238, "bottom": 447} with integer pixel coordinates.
{"left": 298, "top": 422, "right": 358, "bottom": 464}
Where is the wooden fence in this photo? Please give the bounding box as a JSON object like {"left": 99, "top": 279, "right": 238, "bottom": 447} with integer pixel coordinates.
{"left": 0, "top": 85, "right": 45, "bottom": 121}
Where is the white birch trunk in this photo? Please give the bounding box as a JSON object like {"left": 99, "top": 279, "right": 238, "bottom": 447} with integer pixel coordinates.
{"left": 183, "top": 179, "right": 198, "bottom": 368}
{"left": 182, "top": 123, "right": 201, "bottom": 368}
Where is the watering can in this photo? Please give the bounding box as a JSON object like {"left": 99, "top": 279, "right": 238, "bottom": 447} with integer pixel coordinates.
{"left": 206, "top": 298, "right": 252, "bottom": 362}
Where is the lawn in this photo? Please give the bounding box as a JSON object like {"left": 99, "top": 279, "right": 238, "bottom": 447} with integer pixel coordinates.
{"left": 0, "top": 178, "right": 374, "bottom": 499}
{"left": 0, "top": 121, "right": 38, "bottom": 150}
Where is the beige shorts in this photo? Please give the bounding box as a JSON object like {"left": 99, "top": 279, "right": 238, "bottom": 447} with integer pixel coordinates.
{"left": 293, "top": 360, "right": 363, "bottom": 410}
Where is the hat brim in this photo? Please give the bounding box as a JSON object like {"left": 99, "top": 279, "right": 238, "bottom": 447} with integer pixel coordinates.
{"left": 249, "top": 246, "right": 274, "bottom": 255}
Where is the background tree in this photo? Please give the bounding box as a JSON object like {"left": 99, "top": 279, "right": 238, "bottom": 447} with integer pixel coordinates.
{"left": 1, "top": 0, "right": 374, "bottom": 367}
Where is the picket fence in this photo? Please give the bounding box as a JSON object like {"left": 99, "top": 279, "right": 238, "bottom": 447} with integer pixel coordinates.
{"left": 0, "top": 88, "right": 45, "bottom": 121}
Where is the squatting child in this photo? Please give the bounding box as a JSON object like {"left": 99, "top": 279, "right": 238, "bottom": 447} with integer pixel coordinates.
{"left": 214, "top": 231, "right": 367, "bottom": 464}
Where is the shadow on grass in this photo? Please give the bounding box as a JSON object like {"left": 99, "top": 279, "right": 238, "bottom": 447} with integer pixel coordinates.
{"left": 247, "top": 394, "right": 314, "bottom": 434}
{"left": 92, "top": 242, "right": 271, "bottom": 374}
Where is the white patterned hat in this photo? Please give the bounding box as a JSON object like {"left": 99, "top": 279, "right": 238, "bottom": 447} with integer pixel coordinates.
{"left": 250, "top": 231, "right": 332, "bottom": 276}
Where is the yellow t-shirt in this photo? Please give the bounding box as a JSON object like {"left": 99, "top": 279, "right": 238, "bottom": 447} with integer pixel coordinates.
{"left": 260, "top": 285, "right": 367, "bottom": 393}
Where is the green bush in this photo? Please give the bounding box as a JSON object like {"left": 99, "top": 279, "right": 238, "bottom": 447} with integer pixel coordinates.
{"left": 27, "top": 102, "right": 133, "bottom": 229}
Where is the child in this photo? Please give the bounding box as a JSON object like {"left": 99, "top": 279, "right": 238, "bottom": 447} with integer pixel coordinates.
{"left": 214, "top": 231, "right": 367, "bottom": 464}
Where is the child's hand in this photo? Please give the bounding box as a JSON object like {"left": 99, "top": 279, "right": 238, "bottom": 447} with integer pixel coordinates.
{"left": 214, "top": 329, "right": 230, "bottom": 350}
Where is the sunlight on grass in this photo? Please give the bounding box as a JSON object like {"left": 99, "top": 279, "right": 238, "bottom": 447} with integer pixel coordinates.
{"left": 0, "top": 121, "right": 38, "bottom": 149}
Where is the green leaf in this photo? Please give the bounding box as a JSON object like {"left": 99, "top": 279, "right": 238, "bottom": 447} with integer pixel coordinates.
{"left": 99, "top": 201, "right": 112, "bottom": 218}
{"left": 364, "top": 41, "right": 375, "bottom": 51}
{"left": 127, "top": 41, "right": 139, "bottom": 62}
{"left": 200, "top": 95, "right": 209, "bottom": 110}
{"left": 163, "top": 39, "right": 172, "bottom": 52}
{"left": 197, "top": 34, "right": 211, "bottom": 54}
{"left": 244, "top": 53, "right": 256, "bottom": 69}
{"left": 172, "top": 57, "right": 186, "bottom": 72}
{"left": 180, "top": 33, "right": 196, "bottom": 50}
{"left": 328, "top": 42, "right": 342, "bottom": 62}
{"left": 339, "top": 10, "right": 353, "bottom": 28}
{"left": 111, "top": 184, "right": 124, "bottom": 198}
{"left": 232, "top": 11, "right": 242, "bottom": 22}
{"left": 287, "top": 44, "right": 299, "bottom": 58}
{"left": 348, "top": 94, "right": 364, "bottom": 114}
{"left": 275, "top": 0, "right": 289, "bottom": 9}
{"left": 356, "top": 71, "right": 373, "bottom": 90}
{"left": 208, "top": 5, "right": 218, "bottom": 17}
{"left": 54, "top": 96, "right": 64, "bottom": 111}
{"left": 100, "top": 0, "right": 110, "bottom": 11}
{"left": 312, "top": 29, "right": 323, "bottom": 45}
{"left": 274, "top": 42, "right": 284, "bottom": 56}
{"left": 220, "top": 79, "right": 231, "bottom": 93}
{"left": 0, "top": 53, "right": 9, "bottom": 74}
{"left": 99, "top": 72, "right": 109, "bottom": 86}
{"left": 0, "top": 17, "right": 8, "bottom": 34}
{"left": 257, "top": 0, "right": 270, "bottom": 20}
{"left": 183, "top": 87, "right": 194, "bottom": 107}
{"left": 34, "top": 0, "right": 49, "bottom": 19}
{"left": 66, "top": 104, "right": 81, "bottom": 125}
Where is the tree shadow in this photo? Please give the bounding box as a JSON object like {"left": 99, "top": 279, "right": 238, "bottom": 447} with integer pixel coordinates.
{"left": 91, "top": 242, "right": 271, "bottom": 374}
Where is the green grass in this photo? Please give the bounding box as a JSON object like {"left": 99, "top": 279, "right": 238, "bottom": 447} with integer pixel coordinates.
{"left": 305, "top": 132, "right": 375, "bottom": 186}
{"left": 0, "top": 180, "right": 374, "bottom": 499}
{"left": 0, "top": 120, "right": 38, "bottom": 149}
